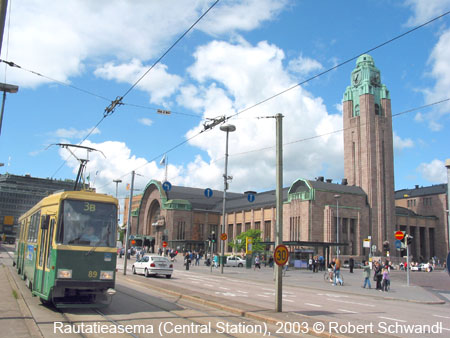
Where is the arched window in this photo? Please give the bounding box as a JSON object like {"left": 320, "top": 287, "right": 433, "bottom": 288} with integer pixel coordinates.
{"left": 354, "top": 104, "right": 360, "bottom": 117}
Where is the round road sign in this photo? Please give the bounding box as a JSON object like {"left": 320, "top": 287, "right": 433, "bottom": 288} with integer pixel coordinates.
{"left": 204, "top": 188, "right": 213, "bottom": 198}
{"left": 162, "top": 181, "right": 172, "bottom": 192}
{"left": 395, "top": 231, "right": 405, "bottom": 241}
{"left": 274, "top": 244, "right": 289, "bottom": 266}
{"left": 162, "top": 241, "right": 168, "bottom": 248}
{"left": 220, "top": 233, "right": 228, "bottom": 241}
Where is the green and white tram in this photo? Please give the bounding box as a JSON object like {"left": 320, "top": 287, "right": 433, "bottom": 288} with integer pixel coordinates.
{"left": 14, "top": 190, "right": 118, "bottom": 308}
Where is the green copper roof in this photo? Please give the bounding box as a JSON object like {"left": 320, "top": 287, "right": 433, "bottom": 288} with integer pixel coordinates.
{"left": 343, "top": 54, "right": 390, "bottom": 117}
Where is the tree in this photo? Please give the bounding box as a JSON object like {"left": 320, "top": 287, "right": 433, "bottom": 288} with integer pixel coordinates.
{"left": 229, "top": 229, "right": 265, "bottom": 253}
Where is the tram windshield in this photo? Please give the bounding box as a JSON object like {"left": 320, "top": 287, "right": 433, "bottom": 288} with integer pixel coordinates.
{"left": 57, "top": 199, "right": 117, "bottom": 247}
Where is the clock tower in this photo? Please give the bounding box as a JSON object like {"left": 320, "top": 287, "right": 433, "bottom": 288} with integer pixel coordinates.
{"left": 342, "top": 54, "right": 395, "bottom": 253}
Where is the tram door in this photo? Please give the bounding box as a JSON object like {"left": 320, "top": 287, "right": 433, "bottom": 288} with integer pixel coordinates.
{"left": 36, "top": 216, "right": 55, "bottom": 294}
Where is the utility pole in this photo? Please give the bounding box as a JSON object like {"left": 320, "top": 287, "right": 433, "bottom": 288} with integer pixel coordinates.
{"left": 123, "top": 171, "right": 135, "bottom": 275}
{"left": 406, "top": 234, "right": 410, "bottom": 287}
{"left": 445, "top": 159, "right": 450, "bottom": 252}
{"left": 275, "top": 113, "right": 284, "bottom": 312}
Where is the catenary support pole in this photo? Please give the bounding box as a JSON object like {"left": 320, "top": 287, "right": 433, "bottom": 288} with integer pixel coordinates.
{"left": 123, "top": 171, "right": 135, "bottom": 275}
{"left": 275, "top": 113, "right": 284, "bottom": 312}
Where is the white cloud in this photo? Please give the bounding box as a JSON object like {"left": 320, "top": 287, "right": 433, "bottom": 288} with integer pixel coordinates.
{"left": 54, "top": 127, "right": 100, "bottom": 139}
{"left": 417, "top": 159, "right": 447, "bottom": 183}
{"left": 176, "top": 39, "right": 343, "bottom": 191}
{"left": 409, "top": 27, "right": 450, "bottom": 130}
{"left": 198, "top": 0, "right": 288, "bottom": 35}
{"left": 288, "top": 54, "right": 323, "bottom": 76}
{"left": 414, "top": 112, "right": 424, "bottom": 122}
{"left": 60, "top": 140, "right": 182, "bottom": 198}
{"left": 94, "top": 60, "right": 182, "bottom": 105}
{"left": 393, "top": 132, "right": 414, "bottom": 151}
{"left": 404, "top": 0, "right": 450, "bottom": 26}
{"left": 138, "top": 118, "right": 153, "bottom": 127}
{"left": 1, "top": 0, "right": 288, "bottom": 88}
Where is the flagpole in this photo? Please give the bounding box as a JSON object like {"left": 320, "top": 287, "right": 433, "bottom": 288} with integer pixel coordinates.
{"left": 165, "top": 155, "right": 168, "bottom": 182}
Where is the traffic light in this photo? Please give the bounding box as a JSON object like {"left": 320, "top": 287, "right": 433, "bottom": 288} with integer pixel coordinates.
{"left": 383, "top": 241, "right": 390, "bottom": 252}
{"left": 407, "top": 235, "right": 413, "bottom": 245}
{"left": 211, "top": 233, "right": 216, "bottom": 243}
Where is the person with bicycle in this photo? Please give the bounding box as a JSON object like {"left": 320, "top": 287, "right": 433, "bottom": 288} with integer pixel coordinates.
{"left": 333, "top": 258, "right": 343, "bottom": 286}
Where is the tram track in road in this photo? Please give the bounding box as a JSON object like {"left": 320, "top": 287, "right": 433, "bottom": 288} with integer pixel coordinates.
{"left": 114, "top": 276, "right": 281, "bottom": 338}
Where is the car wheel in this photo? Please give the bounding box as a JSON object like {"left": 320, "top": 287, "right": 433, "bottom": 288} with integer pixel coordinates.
{"left": 166, "top": 275, "right": 172, "bottom": 279}
{"left": 145, "top": 268, "right": 150, "bottom": 277}
{"left": 238, "top": 263, "right": 243, "bottom": 267}
{"left": 132, "top": 266, "right": 136, "bottom": 274}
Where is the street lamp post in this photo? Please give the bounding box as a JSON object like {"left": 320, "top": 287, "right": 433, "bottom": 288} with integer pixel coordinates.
{"left": 219, "top": 124, "right": 236, "bottom": 274}
{"left": 113, "top": 179, "right": 122, "bottom": 226}
{"left": 0, "top": 83, "right": 19, "bottom": 137}
{"left": 334, "top": 194, "right": 341, "bottom": 259}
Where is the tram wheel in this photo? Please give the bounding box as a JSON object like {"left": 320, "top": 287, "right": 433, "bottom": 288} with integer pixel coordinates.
{"left": 165, "top": 275, "right": 171, "bottom": 279}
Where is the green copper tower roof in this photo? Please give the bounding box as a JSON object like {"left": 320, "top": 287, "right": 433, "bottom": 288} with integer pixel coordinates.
{"left": 343, "top": 54, "right": 390, "bottom": 117}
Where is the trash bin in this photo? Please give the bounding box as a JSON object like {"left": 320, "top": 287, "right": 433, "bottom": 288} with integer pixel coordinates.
{"left": 220, "top": 256, "right": 227, "bottom": 267}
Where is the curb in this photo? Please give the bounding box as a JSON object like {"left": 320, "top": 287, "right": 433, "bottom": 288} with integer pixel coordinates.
{"left": 3, "top": 265, "right": 43, "bottom": 338}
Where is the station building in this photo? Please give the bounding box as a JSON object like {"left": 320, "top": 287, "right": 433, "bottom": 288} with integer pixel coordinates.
{"left": 123, "top": 54, "right": 449, "bottom": 263}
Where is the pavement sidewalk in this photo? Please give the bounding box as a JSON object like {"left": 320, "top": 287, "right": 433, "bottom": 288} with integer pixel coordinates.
{"left": 0, "top": 252, "right": 42, "bottom": 338}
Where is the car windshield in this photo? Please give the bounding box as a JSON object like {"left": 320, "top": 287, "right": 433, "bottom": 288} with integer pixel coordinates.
{"left": 57, "top": 199, "right": 117, "bottom": 247}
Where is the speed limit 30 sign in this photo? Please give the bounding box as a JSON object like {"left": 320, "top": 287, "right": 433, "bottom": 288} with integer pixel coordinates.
{"left": 274, "top": 244, "right": 289, "bottom": 266}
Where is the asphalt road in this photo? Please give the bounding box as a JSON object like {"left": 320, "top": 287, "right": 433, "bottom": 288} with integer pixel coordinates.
{"left": 119, "top": 255, "right": 450, "bottom": 337}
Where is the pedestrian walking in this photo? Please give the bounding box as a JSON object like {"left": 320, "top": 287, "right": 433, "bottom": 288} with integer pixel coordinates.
{"left": 254, "top": 255, "right": 261, "bottom": 270}
{"left": 382, "top": 267, "right": 390, "bottom": 291}
{"left": 374, "top": 261, "right": 383, "bottom": 290}
{"left": 362, "top": 260, "right": 371, "bottom": 288}
{"left": 349, "top": 257, "right": 354, "bottom": 273}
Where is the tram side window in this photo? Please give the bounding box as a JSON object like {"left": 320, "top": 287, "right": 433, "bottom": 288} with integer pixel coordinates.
{"left": 28, "top": 212, "right": 41, "bottom": 243}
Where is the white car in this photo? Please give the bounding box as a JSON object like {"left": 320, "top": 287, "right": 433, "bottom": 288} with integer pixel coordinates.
{"left": 224, "top": 256, "right": 246, "bottom": 267}
{"left": 132, "top": 255, "right": 173, "bottom": 278}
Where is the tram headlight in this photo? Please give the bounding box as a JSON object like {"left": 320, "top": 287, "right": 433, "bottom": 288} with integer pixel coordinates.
{"left": 100, "top": 270, "right": 114, "bottom": 280}
{"left": 57, "top": 269, "right": 72, "bottom": 279}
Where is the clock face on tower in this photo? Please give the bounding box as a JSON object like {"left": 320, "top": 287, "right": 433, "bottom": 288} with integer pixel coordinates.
{"left": 352, "top": 71, "right": 361, "bottom": 86}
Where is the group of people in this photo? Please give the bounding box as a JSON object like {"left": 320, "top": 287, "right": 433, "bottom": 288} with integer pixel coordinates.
{"left": 308, "top": 256, "right": 326, "bottom": 272}
{"left": 362, "top": 259, "right": 390, "bottom": 291}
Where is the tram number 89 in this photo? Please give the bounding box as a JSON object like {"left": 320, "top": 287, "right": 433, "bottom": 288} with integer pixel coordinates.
{"left": 88, "top": 270, "right": 98, "bottom": 278}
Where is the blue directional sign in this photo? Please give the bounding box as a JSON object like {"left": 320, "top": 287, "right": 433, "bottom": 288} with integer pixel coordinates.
{"left": 204, "top": 188, "right": 213, "bottom": 198}
{"left": 162, "top": 181, "right": 172, "bottom": 192}
{"left": 395, "top": 239, "right": 402, "bottom": 250}
{"left": 247, "top": 193, "right": 255, "bottom": 203}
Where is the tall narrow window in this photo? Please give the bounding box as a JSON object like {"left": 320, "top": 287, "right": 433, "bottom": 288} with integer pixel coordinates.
{"left": 375, "top": 103, "right": 380, "bottom": 115}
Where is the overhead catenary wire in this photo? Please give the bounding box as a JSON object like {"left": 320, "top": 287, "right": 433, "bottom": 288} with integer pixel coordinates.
{"left": 225, "top": 9, "right": 450, "bottom": 121}
{"left": 49, "top": 0, "right": 220, "bottom": 178}
{"left": 102, "top": 0, "right": 220, "bottom": 117}
{"left": 208, "top": 97, "right": 450, "bottom": 163}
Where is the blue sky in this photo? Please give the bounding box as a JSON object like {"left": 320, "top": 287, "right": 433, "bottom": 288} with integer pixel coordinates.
{"left": 0, "top": 0, "right": 449, "bottom": 206}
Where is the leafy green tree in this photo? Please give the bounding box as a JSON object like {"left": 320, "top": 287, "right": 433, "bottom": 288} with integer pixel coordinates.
{"left": 229, "top": 229, "right": 265, "bottom": 253}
